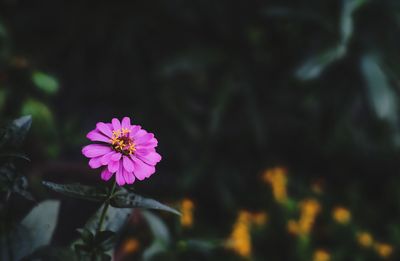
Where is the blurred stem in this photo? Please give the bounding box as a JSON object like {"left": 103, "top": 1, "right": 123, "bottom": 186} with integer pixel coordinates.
{"left": 95, "top": 181, "right": 117, "bottom": 235}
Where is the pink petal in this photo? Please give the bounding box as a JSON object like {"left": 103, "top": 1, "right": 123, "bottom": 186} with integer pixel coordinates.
{"left": 123, "top": 169, "right": 135, "bottom": 184}
{"left": 129, "top": 125, "right": 142, "bottom": 138}
{"left": 89, "top": 157, "right": 103, "bottom": 169}
{"left": 135, "top": 148, "right": 154, "bottom": 156}
{"left": 101, "top": 151, "right": 116, "bottom": 165}
{"left": 131, "top": 157, "right": 156, "bottom": 180}
{"left": 111, "top": 153, "right": 121, "bottom": 161}
{"left": 86, "top": 130, "right": 111, "bottom": 143}
{"left": 134, "top": 133, "right": 154, "bottom": 145}
{"left": 136, "top": 151, "right": 161, "bottom": 166}
{"left": 122, "top": 155, "right": 134, "bottom": 172}
{"left": 82, "top": 144, "right": 112, "bottom": 158}
{"left": 132, "top": 129, "right": 147, "bottom": 139}
{"left": 108, "top": 159, "right": 119, "bottom": 173}
{"left": 101, "top": 168, "right": 114, "bottom": 181}
{"left": 121, "top": 117, "right": 131, "bottom": 129}
{"left": 96, "top": 122, "right": 113, "bottom": 138}
{"left": 112, "top": 118, "right": 121, "bottom": 130}
{"left": 116, "top": 164, "right": 126, "bottom": 186}
{"left": 136, "top": 139, "right": 158, "bottom": 150}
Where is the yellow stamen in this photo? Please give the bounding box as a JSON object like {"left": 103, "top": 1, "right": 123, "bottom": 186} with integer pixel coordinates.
{"left": 109, "top": 128, "right": 136, "bottom": 155}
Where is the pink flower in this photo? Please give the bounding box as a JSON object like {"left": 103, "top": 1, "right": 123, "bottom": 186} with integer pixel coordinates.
{"left": 82, "top": 117, "right": 161, "bottom": 186}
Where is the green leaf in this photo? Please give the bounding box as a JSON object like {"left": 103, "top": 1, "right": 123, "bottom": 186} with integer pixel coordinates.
{"left": 361, "top": 54, "right": 397, "bottom": 125}
{"left": 0, "top": 164, "right": 17, "bottom": 192}
{"left": 76, "top": 228, "right": 95, "bottom": 245}
{"left": 0, "top": 153, "right": 31, "bottom": 162}
{"left": 340, "top": 0, "right": 367, "bottom": 44}
{"left": 296, "top": 0, "right": 367, "bottom": 80}
{"left": 11, "top": 115, "right": 32, "bottom": 146}
{"left": 76, "top": 229, "right": 115, "bottom": 253}
{"left": 296, "top": 46, "right": 346, "bottom": 81}
{"left": 32, "top": 71, "right": 60, "bottom": 94}
{"left": 13, "top": 115, "right": 32, "bottom": 134}
{"left": 110, "top": 188, "right": 181, "bottom": 216}
{"left": 76, "top": 206, "right": 131, "bottom": 258}
{"left": 94, "top": 231, "right": 116, "bottom": 251}
{"left": 42, "top": 181, "right": 108, "bottom": 202}
{"left": 0, "top": 164, "right": 34, "bottom": 201}
{"left": 0, "top": 115, "right": 32, "bottom": 148}
{"left": 142, "top": 210, "right": 171, "bottom": 261}
{"left": 12, "top": 175, "right": 35, "bottom": 201}
{"left": 83, "top": 205, "right": 132, "bottom": 234}
{"left": 0, "top": 200, "right": 60, "bottom": 260}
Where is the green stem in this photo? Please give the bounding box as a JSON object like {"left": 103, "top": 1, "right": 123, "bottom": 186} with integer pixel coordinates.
{"left": 95, "top": 181, "right": 117, "bottom": 235}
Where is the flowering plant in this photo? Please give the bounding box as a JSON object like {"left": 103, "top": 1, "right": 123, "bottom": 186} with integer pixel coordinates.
{"left": 0, "top": 116, "right": 179, "bottom": 261}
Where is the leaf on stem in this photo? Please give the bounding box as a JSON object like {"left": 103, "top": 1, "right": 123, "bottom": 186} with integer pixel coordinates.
{"left": 110, "top": 188, "right": 181, "bottom": 216}
{"left": 42, "top": 181, "right": 107, "bottom": 202}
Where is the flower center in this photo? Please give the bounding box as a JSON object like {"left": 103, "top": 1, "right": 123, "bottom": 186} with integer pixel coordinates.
{"left": 110, "top": 128, "right": 136, "bottom": 155}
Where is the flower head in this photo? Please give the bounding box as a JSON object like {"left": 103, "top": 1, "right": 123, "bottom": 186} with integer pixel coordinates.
{"left": 225, "top": 211, "right": 252, "bottom": 258}
{"left": 180, "top": 198, "right": 195, "bottom": 228}
{"left": 357, "top": 232, "right": 373, "bottom": 248}
{"left": 374, "top": 242, "right": 393, "bottom": 258}
{"left": 332, "top": 206, "right": 351, "bottom": 224}
{"left": 313, "top": 249, "right": 330, "bottom": 261}
{"left": 262, "top": 166, "right": 288, "bottom": 204}
{"left": 82, "top": 117, "right": 161, "bottom": 186}
{"left": 298, "top": 198, "right": 321, "bottom": 235}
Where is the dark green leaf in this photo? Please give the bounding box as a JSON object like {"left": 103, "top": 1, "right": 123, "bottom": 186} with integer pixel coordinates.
{"left": 295, "top": 46, "right": 346, "bottom": 80}
{"left": 296, "top": 0, "right": 367, "bottom": 80}
{"left": 42, "top": 181, "right": 107, "bottom": 202}
{"left": 0, "top": 115, "right": 32, "bottom": 148}
{"left": 361, "top": 54, "right": 397, "bottom": 124}
{"left": 0, "top": 164, "right": 16, "bottom": 191}
{"left": 0, "top": 153, "right": 31, "bottom": 162}
{"left": 13, "top": 115, "right": 32, "bottom": 135}
{"left": 76, "top": 228, "right": 95, "bottom": 245}
{"left": 0, "top": 200, "right": 60, "bottom": 260}
{"left": 142, "top": 210, "right": 170, "bottom": 261}
{"left": 94, "top": 231, "right": 116, "bottom": 251}
{"left": 74, "top": 245, "right": 111, "bottom": 261}
{"left": 83, "top": 204, "right": 132, "bottom": 234}
{"left": 110, "top": 189, "right": 181, "bottom": 216}
{"left": 13, "top": 176, "right": 35, "bottom": 201}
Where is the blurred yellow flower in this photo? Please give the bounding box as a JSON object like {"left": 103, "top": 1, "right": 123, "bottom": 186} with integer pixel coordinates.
{"left": 313, "top": 249, "right": 330, "bottom": 261}
{"left": 286, "top": 199, "right": 320, "bottom": 236}
{"left": 357, "top": 232, "right": 373, "bottom": 248}
{"left": 287, "top": 219, "right": 299, "bottom": 235}
{"left": 225, "top": 211, "right": 252, "bottom": 258}
{"left": 121, "top": 238, "right": 140, "bottom": 254}
{"left": 251, "top": 212, "right": 268, "bottom": 226}
{"left": 332, "top": 206, "right": 351, "bottom": 224}
{"left": 298, "top": 199, "right": 321, "bottom": 235}
{"left": 262, "top": 167, "right": 288, "bottom": 204}
{"left": 180, "top": 198, "right": 194, "bottom": 228}
{"left": 374, "top": 243, "right": 393, "bottom": 258}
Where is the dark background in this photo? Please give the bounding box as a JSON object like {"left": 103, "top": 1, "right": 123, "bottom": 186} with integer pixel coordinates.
{"left": 1, "top": 0, "right": 400, "bottom": 260}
